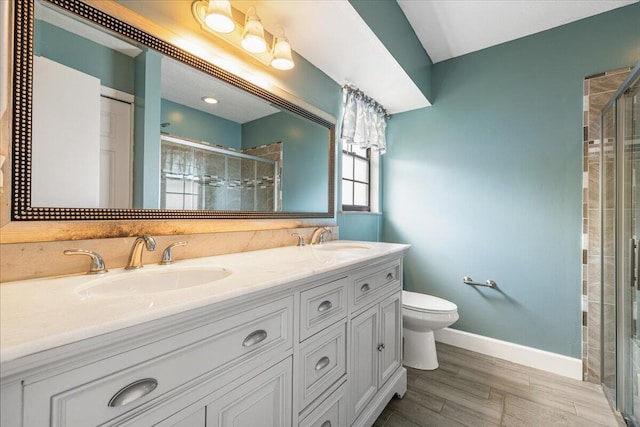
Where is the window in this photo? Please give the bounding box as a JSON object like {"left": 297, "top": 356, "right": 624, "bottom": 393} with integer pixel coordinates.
{"left": 342, "top": 144, "right": 370, "bottom": 211}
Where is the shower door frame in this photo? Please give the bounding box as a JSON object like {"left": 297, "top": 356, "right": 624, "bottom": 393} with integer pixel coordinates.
{"left": 601, "top": 61, "right": 640, "bottom": 426}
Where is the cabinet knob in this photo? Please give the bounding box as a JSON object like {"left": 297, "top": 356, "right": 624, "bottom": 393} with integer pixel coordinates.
{"left": 360, "top": 283, "right": 370, "bottom": 293}
{"left": 321, "top": 421, "right": 332, "bottom": 427}
{"left": 377, "top": 343, "right": 385, "bottom": 352}
{"left": 242, "top": 329, "right": 268, "bottom": 347}
{"left": 386, "top": 273, "right": 394, "bottom": 280}
{"left": 317, "top": 300, "right": 333, "bottom": 313}
{"left": 315, "top": 356, "right": 331, "bottom": 371}
{"left": 108, "top": 378, "right": 158, "bottom": 407}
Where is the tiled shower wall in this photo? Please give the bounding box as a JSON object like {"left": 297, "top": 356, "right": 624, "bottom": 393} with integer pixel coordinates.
{"left": 582, "top": 67, "right": 631, "bottom": 383}
{"left": 160, "top": 140, "right": 283, "bottom": 211}
{"left": 243, "top": 142, "right": 283, "bottom": 210}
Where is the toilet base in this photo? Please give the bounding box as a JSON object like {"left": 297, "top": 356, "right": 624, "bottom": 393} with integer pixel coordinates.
{"left": 403, "top": 328, "right": 439, "bottom": 370}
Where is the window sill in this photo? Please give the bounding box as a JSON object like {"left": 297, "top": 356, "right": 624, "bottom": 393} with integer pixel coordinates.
{"left": 339, "top": 211, "right": 383, "bottom": 216}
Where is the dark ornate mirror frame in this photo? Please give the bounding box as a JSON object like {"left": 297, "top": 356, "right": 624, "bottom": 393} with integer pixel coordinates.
{"left": 11, "top": 0, "right": 335, "bottom": 221}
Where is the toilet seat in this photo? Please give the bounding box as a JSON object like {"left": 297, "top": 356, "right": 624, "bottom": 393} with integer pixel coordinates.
{"left": 403, "top": 290, "right": 457, "bottom": 314}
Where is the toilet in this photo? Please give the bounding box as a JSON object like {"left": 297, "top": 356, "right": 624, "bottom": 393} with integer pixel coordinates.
{"left": 402, "top": 290, "right": 459, "bottom": 370}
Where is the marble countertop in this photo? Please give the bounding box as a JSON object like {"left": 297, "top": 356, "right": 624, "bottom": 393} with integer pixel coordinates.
{"left": 0, "top": 241, "right": 410, "bottom": 364}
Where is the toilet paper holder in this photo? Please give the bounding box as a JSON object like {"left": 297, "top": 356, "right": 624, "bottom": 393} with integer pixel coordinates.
{"left": 463, "top": 276, "right": 497, "bottom": 288}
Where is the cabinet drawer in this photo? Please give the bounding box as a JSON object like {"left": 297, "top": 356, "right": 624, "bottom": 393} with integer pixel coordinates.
{"left": 299, "top": 383, "right": 347, "bottom": 427}
{"left": 299, "top": 277, "right": 348, "bottom": 341}
{"left": 352, "top": 261, "right": 400, "bottom": 309}
{"left": 298, "top": 322, "right": 346, "bottom": 411}
{"left": 23, "top": 297, "right": 293, "bottom": 427}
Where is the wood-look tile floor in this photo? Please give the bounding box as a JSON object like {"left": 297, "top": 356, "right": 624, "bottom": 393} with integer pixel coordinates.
{"left": 373, "top": 343, "right": 626, "bottom": 427}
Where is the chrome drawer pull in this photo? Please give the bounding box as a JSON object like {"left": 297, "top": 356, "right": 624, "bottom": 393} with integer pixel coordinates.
{"left": 386, "top": 273, "right": 394, "bottom": 280}
{"left": 377, "top": 343, "right": 385, "bottom": 352}
{"left": 360, "top": 283, "right": 370, "bottom": 293}
{"left": 321, "top": 421, "right": 332, "bottom": 427}
{"left": 317, "top": 300, "right": 333, "bottom": 313}
{"left": 242, "top": 329, "right": 268, "bottom": 347}
{"left": 108, "top": 378, "right": 158, "bottom": 407}
{"left": 315, "top": 356, "right": 330, "bottom": 371}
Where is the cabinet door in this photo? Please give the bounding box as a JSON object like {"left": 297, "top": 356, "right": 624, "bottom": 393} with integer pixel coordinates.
{"left": 349, "top": 305, "right": 378, "bottom": 422}
{"left": 379, "top": 292, "right": 402, "bottom": 386}
{"left": 167, "top": 407, "right": 206, "bottom": 427}
{"left": 206, "top": 357, "right": 292, "bottom": 427}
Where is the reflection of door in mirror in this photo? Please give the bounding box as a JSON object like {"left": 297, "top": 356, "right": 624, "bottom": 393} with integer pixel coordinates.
{"left": 32, "top": 56, "right": 101, "bottom": 208}
{"left": 32, "top": 56, "right": 133, "bottom": 209}
{"left": 100, "top": 94, "right": 133, "bottom": 208}
{"left": 33, "top": 6, "right": 135, "bottom": 209}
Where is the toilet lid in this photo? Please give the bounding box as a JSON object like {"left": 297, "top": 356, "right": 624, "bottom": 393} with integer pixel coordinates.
{"left": 403, "top": 290, "right": 458, "bottom": 314}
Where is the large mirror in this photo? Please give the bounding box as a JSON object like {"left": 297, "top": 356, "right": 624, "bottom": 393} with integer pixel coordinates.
{"left": 11, "top": 0, "right": 335, "bottom": 221}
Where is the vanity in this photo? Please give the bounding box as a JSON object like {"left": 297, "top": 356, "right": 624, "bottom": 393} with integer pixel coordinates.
{"left": 0, "top": 241, "right": 410, "bottom": 426}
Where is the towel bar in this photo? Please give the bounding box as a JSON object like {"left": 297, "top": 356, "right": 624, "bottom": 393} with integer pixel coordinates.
{"left": 463, "top": 276, "right": 497, "bottom": 288}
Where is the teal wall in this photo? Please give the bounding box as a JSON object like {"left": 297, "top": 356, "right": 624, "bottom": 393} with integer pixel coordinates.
{"left": 338, "top": 0, "right": 432, "bottom": 240}
{"left": 348, "top": 0, "right": 433, "bottom": 102}
{"left": 383, "top": 4, "right": 640, "bottom": 358}
{"left": 34, "top": 20, "right": 135, "bottom": 94}
{"left": 337, "top": 214, "right": 382, "bottom": 241}
{"left": 242, "top": 112, "right": 329, "bottom": 212}
{"left": 160, "top": 99, "right": 241, "bottom": 149}
{"left": 133, "top": 50, "right": 162, "bottom": 209}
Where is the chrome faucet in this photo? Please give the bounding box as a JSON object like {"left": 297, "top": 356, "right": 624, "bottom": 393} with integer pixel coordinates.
{"left": 125, "top": 235, "right": 156, "bottom": 270}
{"left": 310, "top": 227, "right": 332, "bottom": 245}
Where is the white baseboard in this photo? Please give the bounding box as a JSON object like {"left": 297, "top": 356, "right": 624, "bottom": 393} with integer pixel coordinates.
{"left": 434, "top": 328, "right": 582, "bottom": 380}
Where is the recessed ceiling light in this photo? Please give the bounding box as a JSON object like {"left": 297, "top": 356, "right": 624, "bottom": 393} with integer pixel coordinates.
{"left": 202, "top": 96, "right": 219, "bottom": 104}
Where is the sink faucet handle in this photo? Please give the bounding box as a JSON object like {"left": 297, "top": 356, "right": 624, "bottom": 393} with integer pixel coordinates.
{"left": 160, "top": 241, "right": 189, "bottom": 265}
{"left": 64, "top": 249, "right": 108, "bottom": 274}
{"left": 291, "top": 233, "right": 305, "bottom": 246}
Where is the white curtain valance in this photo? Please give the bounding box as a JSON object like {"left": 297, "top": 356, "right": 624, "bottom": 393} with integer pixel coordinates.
{"left": 340, "top": 85, "right": 390, "bottom": 154}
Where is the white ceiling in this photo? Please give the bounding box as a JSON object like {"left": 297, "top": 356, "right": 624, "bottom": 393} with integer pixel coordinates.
{"left": 231, "top": 0, "right": 430, "bottom": 114}
{"left": 161, "top": 56, "right": 281, "bottom": 124}
{"left": 234, "top": 0, "right": 637, "bottom": 113}
{"left": 397, "top": 0, "right": 638, "bottom": 64}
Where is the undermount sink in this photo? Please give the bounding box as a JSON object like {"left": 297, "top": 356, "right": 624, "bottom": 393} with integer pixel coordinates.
{"left": 77, "top": 267, "right": 232, "bottom": 297}
{"left": 315, "top": 243, "right": 373, "bottom": 251}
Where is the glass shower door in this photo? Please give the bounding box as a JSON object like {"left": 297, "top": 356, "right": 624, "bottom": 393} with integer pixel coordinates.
{"left": 626, "top": 75, "right": 640, "bottom": 427}
{"left": 604, "top": 64, "right": 640, "bottom": 426}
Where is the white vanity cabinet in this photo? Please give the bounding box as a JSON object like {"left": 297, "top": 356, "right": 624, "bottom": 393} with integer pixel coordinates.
{"left": 348, "top": 260, "right": 404, "bottom": 427}
{"left": 0, "top": 245, "right": 408, "bottom": 427}
{"left": 349, "top": 292, "right": 402, "bottom": 424}
{"left": 21, "top": 296, "right": 294, "bottom": 427}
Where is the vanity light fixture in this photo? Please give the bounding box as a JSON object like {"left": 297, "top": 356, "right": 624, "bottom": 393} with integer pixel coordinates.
{"left": 241, "top": 6, "right": 267, "bottom": 54}
{"left": 201, "top": 96, "right": 219, "bottom": 104}
{"left": 270, "top": 31, "right": 294, "bottom": 71}
{"left": 204, "top": 0, "right": 235, "bottom": 33}
{"left": 192, "top": 1, "right": 294, "bottom": 70}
